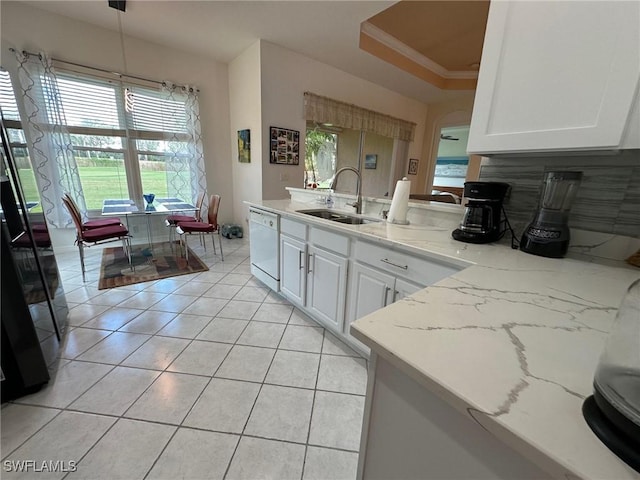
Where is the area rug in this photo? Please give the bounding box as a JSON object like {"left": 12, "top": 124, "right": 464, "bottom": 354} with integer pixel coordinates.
{"left": 98, "top": 241, "right": 208, "bottom": 290}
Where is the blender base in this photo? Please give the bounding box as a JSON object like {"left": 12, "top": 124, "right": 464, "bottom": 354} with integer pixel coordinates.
{"left": 582, "top": 395, "right": 640, "bottom": 473}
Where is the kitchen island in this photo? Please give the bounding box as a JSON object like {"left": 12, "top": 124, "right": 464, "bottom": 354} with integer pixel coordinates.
{"left": 246, "top": 196, "right": 639, "bottom": 480}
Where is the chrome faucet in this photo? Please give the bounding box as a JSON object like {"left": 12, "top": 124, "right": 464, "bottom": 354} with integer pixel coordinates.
{"left": 331, "top": 166, "right": 362, "bottom": 214}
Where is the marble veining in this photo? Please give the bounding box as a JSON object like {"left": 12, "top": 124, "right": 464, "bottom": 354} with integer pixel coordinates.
{"left": 248, "top": 197, "right": 640, "bottom": 480}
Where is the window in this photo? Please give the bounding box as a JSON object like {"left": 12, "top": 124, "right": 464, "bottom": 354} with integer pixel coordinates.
{"left": 1, "top": 67, "right": 197, "bottom": 212}
{"left": 0, "top": 69, "right": 41, "bottom": 212}
{"left": 49, "top": 73, "right": 193, "bottom": 210}
{"left": 433, "top": 126, "right": 470, "bottom": 189}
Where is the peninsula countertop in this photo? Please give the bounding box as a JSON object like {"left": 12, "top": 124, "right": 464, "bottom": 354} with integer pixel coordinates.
{"left": 247, "top": 199, "right": 640, "bottom": 479}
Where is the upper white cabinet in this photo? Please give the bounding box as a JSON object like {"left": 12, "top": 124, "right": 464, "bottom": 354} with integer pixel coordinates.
{"left": 468, "top": 1, "right": 640, "bottom": 154}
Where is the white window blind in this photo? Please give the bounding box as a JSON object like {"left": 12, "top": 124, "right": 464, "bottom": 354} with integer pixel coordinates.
{"left": 0, "top": 69, "right": 21, "bottom": 121}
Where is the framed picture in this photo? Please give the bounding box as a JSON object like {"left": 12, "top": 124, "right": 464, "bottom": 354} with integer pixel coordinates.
{"left": 364, "top": 154, "right": 377, "bottom": 169}
{"left": 408, "top": 158, "right": 419, "bottom": 175}
{"left": 269, "top": 127, "right": 300, "bottom": 165}
{"left": 238, "top": 129, "right": 250, "bottom": 163}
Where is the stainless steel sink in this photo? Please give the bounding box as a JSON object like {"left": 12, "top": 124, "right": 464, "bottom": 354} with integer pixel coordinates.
{"left": 296, "top": 209, "right": 381, "bottom": 225}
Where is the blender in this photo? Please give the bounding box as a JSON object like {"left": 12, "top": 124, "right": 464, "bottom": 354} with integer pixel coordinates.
{"left": 520, "top": 171, "right": 582, "bottom": 258}
{"left": 582, "top": 278, "right": 640, "bottom": 472}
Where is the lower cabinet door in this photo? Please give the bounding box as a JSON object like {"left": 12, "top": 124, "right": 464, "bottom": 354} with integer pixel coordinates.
{"left": 280, "top": 235, "right": 306, "bottom": 307}
{"left": 306, "top": 246, "right": 348, "bottom": 333}
{"left": 345, "top": 262, "right": 396, "bottom": 353}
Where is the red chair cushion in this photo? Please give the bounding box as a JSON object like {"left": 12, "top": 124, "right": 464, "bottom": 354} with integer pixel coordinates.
{"left": 167, "top": 214, "right": 196, "bottom": 225}
{"left": 178, "top": 221, "right": 214, "bottom": 233}
{"left": 83, "top": 217, "right": 122, "bottom": 230}
{"left": 13, "top": 232, "right": 51, "bottom": 249}
{"left": 82, "top": 224, "right": 129, "bottom": 242}
{"left": 31, "top": 223, "right": 48, "bottom": 233}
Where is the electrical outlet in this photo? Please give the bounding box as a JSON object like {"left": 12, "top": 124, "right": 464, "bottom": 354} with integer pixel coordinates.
{"left": 280, "top": 173, "right": 289, "bottom": 182}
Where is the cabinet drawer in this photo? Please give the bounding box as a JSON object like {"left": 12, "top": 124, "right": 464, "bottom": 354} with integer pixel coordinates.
{"left": 281, "top": 217, "right": 307, "bottom": 240}
{"left": 355, "top": 241, "right": 459, "bottom": 286}
{"left": 310, "top": 227, "right": 350, "bottom": 256}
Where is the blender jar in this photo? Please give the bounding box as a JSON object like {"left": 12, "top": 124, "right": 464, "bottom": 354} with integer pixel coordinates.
{"left": 583, "top": 278, "right": 640, "bottom": 471}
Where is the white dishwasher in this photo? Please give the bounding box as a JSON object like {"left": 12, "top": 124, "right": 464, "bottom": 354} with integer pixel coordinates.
{"left": 249, "top": 207, "right": 280, "bottom": 291}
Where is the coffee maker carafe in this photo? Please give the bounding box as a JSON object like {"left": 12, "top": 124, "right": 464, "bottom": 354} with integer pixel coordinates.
{"left": 520, "top": 171, "right": 582, "bottom": 258}
{"left": 452, "top": 182, "right": 511, "bottom": 244}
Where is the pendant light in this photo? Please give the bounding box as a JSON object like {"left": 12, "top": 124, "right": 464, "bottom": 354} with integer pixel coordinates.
{"left": 113, "top": 2, "right": 134, "bottom": 112}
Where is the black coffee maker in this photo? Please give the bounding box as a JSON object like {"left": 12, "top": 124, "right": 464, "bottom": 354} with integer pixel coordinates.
{"left": 452, "top": 182, "right": 511, "bottom": 244}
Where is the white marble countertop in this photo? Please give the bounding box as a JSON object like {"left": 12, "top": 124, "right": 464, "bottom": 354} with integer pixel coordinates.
{"left": 247, "top": 199, "right": 640, "bottom": 479}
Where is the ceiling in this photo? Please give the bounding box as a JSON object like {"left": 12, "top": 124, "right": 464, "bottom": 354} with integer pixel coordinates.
{"left": 18, "top": 0, "right": 486, "bottom": 104}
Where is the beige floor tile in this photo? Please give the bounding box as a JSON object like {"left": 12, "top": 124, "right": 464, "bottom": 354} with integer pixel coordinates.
{"left": 167, "top": 340, "right": 231, "bottom": 376}
{"left": 308, "top": 391, "right": 365, "bottom": 451}
{"left": 66, "top": 418, "right": 174, "bottom": 480}
{"left": 216, "top": 300, "right": 261, "bottom": 320}
{"left": 77, "top": 332, "right": 150, "bottom": 365}
{"left": 69, "top": 366, "right": 160, "bottom": 416}
{"left": 233, "top": 286, "right": 269, "bottom": 302}
{"left": 148, "top": 294, "right": 196, "bottom": 313}
{"left": 125, "top": 372, "right": 208, "bottom": 424}
{"left": 183, "top": 378, "right": 260, "bottom": 433}
{"left": 60, "top": 327, "right": 111, "bottom": 359}
{"left": 226, "top": 436, "right": 305, "bottom": 480}
{"left": 117, "top": 310, "right": 176, "bottom": 334}
{"left": 316, "top": 355, "right": 368, "bottom": 395}
{"left": 116, "top": 291, "right": 168, "bottom": 310}
{"left": 265, "top": 350, "right": 320, "bottom": 389}
{"left": 279, "top": 325, "right": 324, "bottom": 353}
{"left": 85, "top": 289, "right": 138, "bottom": 306}
{"left": 196, "top": 318, "right": 248, "bottom": 344}
{"left": 237, "top": 321, "right": 286, "bottom": 348}
{"left": 303, "top": 446, "right": 358, "bottom": 480}
{"left": 0, "top": 404, "right": 60, "bottom": 457}
{"left": 202, "top": 283, "right": 243, "bottom": 299}
{"left": 244, "top": 384, "right": 314, "bottom": 443}
{"left": 252, "top": 303, "right": 294, "bottom": 323}
{"left": 143, "top": 276, "right": 190, "bottom": 294}
{"left": 80, "top": 307, "right": 143, "bottom": 331}
{"left": 322, "top": 332, "right": 362, "bottom": 357}
{"left": 146, "top": 428, "right": 239, "bottom": 480}
{"left": 3, "top": 411, "right": 116, "bottom": 480}
{"left": 66, "top": 304, "right": 111, "bottom": 327}
{"left": 181, "top": 297, "right": 229, "bottom": 317}
{"left": 215, "top": 345, "right": 275, "bottom": 382}
{"left": 218, "top": 273, "right": 251, "bottom": 286}
{"left": 156, "top": 313, "right": 212, "bottom": 339}
{"left": 15, "top": 361, "right": 112, "bottom": 409}
{"left": 121, "top": 336, "right": 189, "bottom": 370}
{"left": 172, "top": 281, "right": 214, "bottom": 297}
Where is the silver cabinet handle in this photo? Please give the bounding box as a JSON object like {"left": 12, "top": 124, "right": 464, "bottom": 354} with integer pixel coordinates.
{"left": 299, "top": 250, "right": 304, "bottom": 270}
{"left": 383, "top": 286, "right": 391, "bottom": 306}
{"left": 380, "top": 258, "right": 408, "bottom": 270}
{"left": 308, "top": 253, "right": 313, "bottom": 273}
{"left": 392, "top": 290, "right": 398, "bottom": 303}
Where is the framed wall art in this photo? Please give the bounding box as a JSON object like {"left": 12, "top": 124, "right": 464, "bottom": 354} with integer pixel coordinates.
{"left": 364, "top": 154, "right": 377, "bottom": 169}
{"left": 269, "top": 126, "right": 300, "bottom": 165}
{"left": 238, "top": 129, "right": 251, "bottom": 163}
{"left": 408, "top": 158, "right": 419, "bottom": 175}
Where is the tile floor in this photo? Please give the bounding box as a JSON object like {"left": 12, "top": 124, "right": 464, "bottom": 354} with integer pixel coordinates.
{"left": 1, "top": 234, "right": 367, "bottom": 479}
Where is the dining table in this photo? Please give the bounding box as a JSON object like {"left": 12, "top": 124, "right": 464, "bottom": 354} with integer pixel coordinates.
{"left": 101, "top": 198, "right": 197, "bottom": 250}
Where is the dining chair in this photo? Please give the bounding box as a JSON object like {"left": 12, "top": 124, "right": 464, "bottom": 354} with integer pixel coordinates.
{"left": 63, "top": 193, "right": 123, "bottom": 230}
{"left": 165, "top": 191, "right": 206, "bottom": 245}
{"left": 175, "top": 194, "right": 223, "bottom": 262}
{"left": 62, "top": 196, "right": 132, "bottom": 282}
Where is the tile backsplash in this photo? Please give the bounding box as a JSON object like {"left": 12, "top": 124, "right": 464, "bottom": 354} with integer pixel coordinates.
{"left": 478, "top": 150, "right": 640, "bottom": 238}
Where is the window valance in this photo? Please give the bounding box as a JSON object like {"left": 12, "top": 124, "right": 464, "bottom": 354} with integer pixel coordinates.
{"left": 303, "top": 92, "right": 416, "bottom": 142}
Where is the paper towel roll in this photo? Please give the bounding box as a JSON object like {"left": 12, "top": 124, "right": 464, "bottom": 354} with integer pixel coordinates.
{"left": 387, "top": 177, "right": 410, "bottom": 224}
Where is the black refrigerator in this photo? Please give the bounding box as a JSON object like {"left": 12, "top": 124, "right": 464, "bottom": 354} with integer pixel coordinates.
{"left": 1, "top": 116, "right": 68, "bottom": 402}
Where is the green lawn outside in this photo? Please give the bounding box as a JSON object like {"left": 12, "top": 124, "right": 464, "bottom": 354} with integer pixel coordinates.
{"left": 18, "top": 167, "right": 183, "bottom": 212}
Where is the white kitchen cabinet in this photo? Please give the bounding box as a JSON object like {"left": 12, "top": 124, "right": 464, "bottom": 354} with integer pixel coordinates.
{"left": 468, "top": 0, "right": 640, "bottom": 154}
{"left": 346, "top": 241, "right": 459, "bottom": 354}
{"left": 306, "top": 245, "right": 348, "bottom": 334}
{"left": 280, "top": 235, "right": 306, "bottom": 307}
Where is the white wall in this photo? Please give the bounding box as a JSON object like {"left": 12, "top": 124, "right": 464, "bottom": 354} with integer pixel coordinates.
{"left": 0, "top": 2, "right": 233, "bottom": 222}
{"left": 229, "top": 41, "right": 263, "bottom": 229}
{"left": 258, "top": 41, "right": 429, "bottom": 200}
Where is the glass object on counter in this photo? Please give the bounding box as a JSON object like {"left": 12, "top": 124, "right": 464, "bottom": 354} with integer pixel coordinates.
{"left": 583, "top": 278, "right": 640, "bottom": 472}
